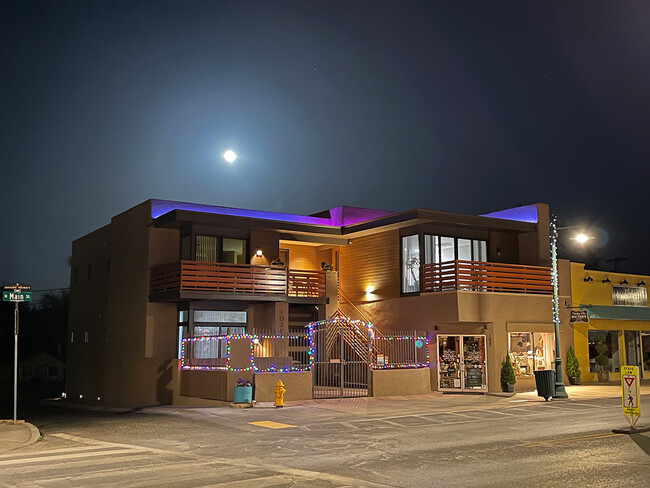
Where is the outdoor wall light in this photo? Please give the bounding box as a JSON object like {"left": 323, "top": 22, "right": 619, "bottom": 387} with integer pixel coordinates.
{"left": 252, "top": 338, "right": 260, "bottom": 345}
{"left": 620, "top": 278, "right": 628, "bottom": 285}
{"left": 483, "top": 324, "right": 488, "bottom": 330}
{"left": 79, "top": 394, "right": 83, "bottom": 399}
{"left": 602, "top": 277, "right": 611, "bottom": 283}
{"left": 434, "top": 325, "right": 439, "bottom": 330}
{"left": 584, "top": 275, "right": 593, "bottom": 282}
{"left": 638, "top": 281, "right": 646, "bottom": 286}
{"left": 255, "top": 248, "right": 263, "bottom": 257}
{"left": 61, "top": 392, "right": 67, "bottom": 398}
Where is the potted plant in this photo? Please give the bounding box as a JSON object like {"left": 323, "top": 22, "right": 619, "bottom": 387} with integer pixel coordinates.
{"left": 233, "top": 377, "right": 253, "bottom": 404}
{"left": 566, "top": 346, "right": 581, "bottom": 385}
{"left": 500, "top": 354, "right": 516, "bottom": 393}
{"left": 593, "top": 334, "right": 610, "bottom": 382}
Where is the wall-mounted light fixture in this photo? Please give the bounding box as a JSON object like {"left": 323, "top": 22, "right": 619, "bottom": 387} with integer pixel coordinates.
{"left": 602, "top": 276, "right": 611, "bottom": 283}
{"left": 584, "top": 275, "right": 593, "bottom": 282}
{"left": 620, "top": 278, "right": 628, "bottom": 285}
{"left": 637, "top": 281, "right": 646, "bottom": 286}
{"left": 434, "top": 325, "right": 439, "bottom": 331}
{"left": 255, "top": 248, "right": 263, "bottom": 257}
{"left": 483, "top": 324, "right": 488, "bottom": 330}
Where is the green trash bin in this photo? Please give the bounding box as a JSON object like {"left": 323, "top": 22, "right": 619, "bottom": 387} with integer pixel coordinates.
{"left": 534, "top": 370, "right": 556, "bottom": 401}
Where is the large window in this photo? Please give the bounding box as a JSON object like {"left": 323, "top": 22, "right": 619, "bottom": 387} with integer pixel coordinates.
{"left": 401, "top": 235, "right": 420, "bottom": 293}
{"left": 588, "top": 330, "right": 620, "bottom": 373}
{"left": 424, "top": 235, "right": 486, "bottom": 264}
{"left": 509, "top": 332, "right": 555, "bottom": 377}
{"left": 192, "top": 310, "right": 247, "bottom": 359}
{"left": 195, "top": 236, "right": 247, "bottom": 263}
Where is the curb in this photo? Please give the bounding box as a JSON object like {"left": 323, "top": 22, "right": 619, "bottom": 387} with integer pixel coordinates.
{"left": 24, "top": 422, "right": 41, "bottom": 448}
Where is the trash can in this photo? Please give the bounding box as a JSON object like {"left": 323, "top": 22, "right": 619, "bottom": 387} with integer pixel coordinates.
{"left": 534, "top": 370, "right": 556, "bottom": 401}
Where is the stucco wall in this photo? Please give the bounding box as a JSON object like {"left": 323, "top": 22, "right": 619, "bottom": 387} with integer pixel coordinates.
{"left": 372, "top": 368, "right": 431, "bottom": 396}
{"left": 254, "top": 371, "right": 312, "bottom": 401}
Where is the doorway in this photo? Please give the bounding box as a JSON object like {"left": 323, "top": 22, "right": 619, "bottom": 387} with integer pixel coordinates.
{"left": 624, "top": 331, "right": 642, "bottom": 372}
{"left": 438, "top": 335, "right": 488, "bottom": 392}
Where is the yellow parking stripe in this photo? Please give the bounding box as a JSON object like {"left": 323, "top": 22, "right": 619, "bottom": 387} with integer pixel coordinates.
{"left": 249, "top": 420, "right": 296, "bottom": 429}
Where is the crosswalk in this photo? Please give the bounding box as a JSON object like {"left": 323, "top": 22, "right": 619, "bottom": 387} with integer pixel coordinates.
{"left": 0, "top": 433, "right": 388, "bottom": 488}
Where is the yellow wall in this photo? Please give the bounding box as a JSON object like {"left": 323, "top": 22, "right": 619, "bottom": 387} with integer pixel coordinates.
{"left": 570, "top": 262, "right": 650, "bottom": 381}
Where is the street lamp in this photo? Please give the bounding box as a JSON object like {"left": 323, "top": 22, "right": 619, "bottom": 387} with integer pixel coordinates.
{"left": 550, "top": 215, "right": 593, "bottom": 399}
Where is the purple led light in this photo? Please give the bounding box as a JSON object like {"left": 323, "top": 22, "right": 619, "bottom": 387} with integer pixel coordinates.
{"left": 151, "top": 199, "right": 392, "bottom": 227}
{"left": 481, "top": 204, "right": 538, "bottom": 223}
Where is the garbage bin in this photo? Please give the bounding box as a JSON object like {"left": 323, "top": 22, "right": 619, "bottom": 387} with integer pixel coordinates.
{"left": 534, "top": 370, "right": 556, "bottom": 401}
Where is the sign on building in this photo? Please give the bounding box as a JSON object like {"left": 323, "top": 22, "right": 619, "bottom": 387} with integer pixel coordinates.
{"left": 612, "top": 286, "right": 648, "bottom": 307}
{"left": 569, "top": 309, "right": 589, "bottom": 323}
{"left": 621, "top": 365, "right": 640, "bottom": 426}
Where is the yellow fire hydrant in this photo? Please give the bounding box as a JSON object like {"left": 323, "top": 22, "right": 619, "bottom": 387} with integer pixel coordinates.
{"left": 274, "top": 379, "right": 286, "bottom": 408}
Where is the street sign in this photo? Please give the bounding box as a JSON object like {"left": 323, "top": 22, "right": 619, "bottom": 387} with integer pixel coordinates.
{"left": 621, "top": 365, "right": 640, "bottom": 424}
{"left": 3, "top": 283, "right": 31, "bottom": 290}
{"left": 2, "top": 291, "right": 32, "bottom": 302}
{"left": 569, "top": 309, "right": 589, "bottom": 323}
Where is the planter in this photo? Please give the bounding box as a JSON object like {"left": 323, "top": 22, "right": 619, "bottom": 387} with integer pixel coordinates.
{"left": 233, "top": 385, "right": 253, "bottom": 403}
{"left": 597, "top": 370, "right": 610, "bottom": 383}
{"left": 501, "top": 383, "right": 515, "bottom": 393}
{"left": 568, "top": 376, "right": 581, "bottom": 385}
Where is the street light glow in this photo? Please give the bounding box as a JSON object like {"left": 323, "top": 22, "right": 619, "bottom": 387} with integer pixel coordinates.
{"left": 574, "top": 233, "right": 591, "bottom": 244}
{"left": 223, "top": 149, "right": 237, "bottom": 163}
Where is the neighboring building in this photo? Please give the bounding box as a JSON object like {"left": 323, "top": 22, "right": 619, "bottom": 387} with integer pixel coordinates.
{"left": 19, "top": 351, "right": 65, "bottom": 383}
{"left": 569, "top": 262, "right": 650, "bottom": 382}
{"left": 67, "top": 199, "right": 567, "bottom": 406}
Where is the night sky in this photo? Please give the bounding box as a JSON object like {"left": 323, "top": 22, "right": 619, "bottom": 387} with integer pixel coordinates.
{"left": 2, "top": 1, "right": 650, "bottom": 291}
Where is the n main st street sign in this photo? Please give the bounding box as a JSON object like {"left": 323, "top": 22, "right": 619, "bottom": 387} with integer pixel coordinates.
{"left": 3, "top": 284, "right": 32, "bottom": 302}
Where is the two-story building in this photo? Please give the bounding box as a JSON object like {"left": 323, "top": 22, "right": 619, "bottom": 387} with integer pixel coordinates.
{"left": 66, "top": 199, "right": 569, "bottom": 406}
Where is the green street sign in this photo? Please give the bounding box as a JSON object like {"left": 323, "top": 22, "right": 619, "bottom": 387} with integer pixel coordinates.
{"left": 2, "top": 291, "right": 32, "bottom": 302}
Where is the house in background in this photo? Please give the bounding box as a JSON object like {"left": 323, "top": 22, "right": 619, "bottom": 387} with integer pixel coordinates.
{"left": 569, "top": 262, "right": 650, "bottom": 381}
{"left": 66, "top": 199, "right": 568, "bottom": 406}
{"left": 19, "top": 351, "right": 65, "bottom": 383}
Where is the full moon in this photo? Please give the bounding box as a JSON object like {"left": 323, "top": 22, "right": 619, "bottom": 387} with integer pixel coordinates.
{"left": 223, "top": 149, "right": 237, "bottom": 163}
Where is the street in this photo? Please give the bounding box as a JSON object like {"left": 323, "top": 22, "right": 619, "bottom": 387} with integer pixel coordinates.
{"left": 2, "top": 391, "right": 649, "bottom": 487}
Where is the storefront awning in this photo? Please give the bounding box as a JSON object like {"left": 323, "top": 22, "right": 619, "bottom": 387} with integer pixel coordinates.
{"left": 581, "top": 305, "right": 650, "bottom": 321}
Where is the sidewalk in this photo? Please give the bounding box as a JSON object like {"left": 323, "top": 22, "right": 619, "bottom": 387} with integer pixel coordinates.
{"left": 0, "top": 420, "right": 40, "bottom": 453}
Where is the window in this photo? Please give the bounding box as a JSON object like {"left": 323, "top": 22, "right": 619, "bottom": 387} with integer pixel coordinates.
{"left": 73, "top": 269, "right": 78, "bottom": 285}
{"left": 194, "top": 310, "right": 247, "bottom": 323}
{"left": 424, "top": 235, "right": 487, "bottom": 264}
{"left": 508, "top": 332, "right": 555, "bottom": 377}
{"left": 84, "top": 330, "right": 89, "bottom": 344}
{"left": 401, "top": 235, "right": 420, "bottom": 293}
{"left": 191, "top": 310, "right": 247, "bottom": 359}
{"left": 87, "top": 264, "right": 92, "bottom": 280}
{"left": 177, "top": 325, "right": 189, "bottom": 359}
{"left": 196, "top": 235, "right": 218, "bottom": 262}
{"left": 70, "top": 330, "right": 74, "bottom": 344}
{"left": 221, "top": 238, "right": 246, "bottom": 264}
{"left": 588, "top": 330, "right": 620, "bottom": 373}
{"left": 180, "top": 235, "right": 191, "bottom": 260}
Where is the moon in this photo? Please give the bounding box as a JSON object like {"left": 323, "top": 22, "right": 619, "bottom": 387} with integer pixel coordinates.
{"left": 223, "top": 149, "right": 237, "bottom": 163}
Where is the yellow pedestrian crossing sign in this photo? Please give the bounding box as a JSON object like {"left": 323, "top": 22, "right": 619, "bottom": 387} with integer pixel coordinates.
{"left": 621, "top": 365, "right": 640, "bottom": 418}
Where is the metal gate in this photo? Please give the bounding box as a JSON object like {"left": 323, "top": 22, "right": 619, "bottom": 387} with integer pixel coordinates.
{"left": 311, "top": 319, "right": 371, "bottom": 399}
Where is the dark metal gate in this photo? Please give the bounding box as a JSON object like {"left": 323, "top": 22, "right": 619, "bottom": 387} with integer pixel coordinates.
{"left": 311, "top": 319, "right": 371, "bottom": 399}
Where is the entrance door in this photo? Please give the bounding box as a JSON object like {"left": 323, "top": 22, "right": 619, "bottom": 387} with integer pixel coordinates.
{"left": 438, "top": 335, "right": 488, "bottom": 392}
{"left": 624, "top": 331, "right": 642, "bottom": 371}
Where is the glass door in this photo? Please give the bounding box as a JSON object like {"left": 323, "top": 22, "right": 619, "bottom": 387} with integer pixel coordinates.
{"left": 438, "top": 335, "right": 487, "bottom": 391}
{"left": 625, "top": 331, "right": 642, "bottom": 371}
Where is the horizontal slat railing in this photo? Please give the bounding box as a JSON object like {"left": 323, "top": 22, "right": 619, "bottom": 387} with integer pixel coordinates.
{"left": 423, "top": 260, "right": 552, "bottom": 294}
{"left": 150, "top": 261, "right": 326, "bottom": 298}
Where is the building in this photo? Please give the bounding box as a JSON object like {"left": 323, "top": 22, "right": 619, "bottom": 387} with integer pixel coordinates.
{"left": 569, "top": 262, "right": 650, "bottom": 382}
{"left": 66, "top": 199, "right": 568, "bottom": 406}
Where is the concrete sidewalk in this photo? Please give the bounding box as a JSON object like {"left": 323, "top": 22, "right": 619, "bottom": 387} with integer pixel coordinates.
{"left": 0, "top": 420, "right": 40, "bottom": 453}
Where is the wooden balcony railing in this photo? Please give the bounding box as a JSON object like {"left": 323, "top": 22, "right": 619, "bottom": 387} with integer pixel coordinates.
{"left": 422, "top": 260, "right": 552, "bottom": 295}
{"left": 150, "top": 260, "right": 326, "bottom": 298}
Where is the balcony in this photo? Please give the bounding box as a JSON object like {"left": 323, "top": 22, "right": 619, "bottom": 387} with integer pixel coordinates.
{"left": 422, "top": 260, "right": 552, "bottom": 294}
{"left": 149, "top": 260, "right": 326, "bottom": 301}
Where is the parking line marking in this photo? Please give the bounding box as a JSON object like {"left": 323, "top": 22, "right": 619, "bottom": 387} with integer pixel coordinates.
{"left": 249, "top": 420, "right": 296, "bottom": 429}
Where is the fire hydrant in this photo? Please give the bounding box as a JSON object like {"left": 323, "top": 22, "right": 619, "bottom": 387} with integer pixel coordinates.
{"left": 274, "top": 380, "right": 286, "bottom": 408}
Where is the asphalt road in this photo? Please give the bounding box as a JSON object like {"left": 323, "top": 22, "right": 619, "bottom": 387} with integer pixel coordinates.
{"left": 2, "top": 394, "right": 650, "bottom": 487}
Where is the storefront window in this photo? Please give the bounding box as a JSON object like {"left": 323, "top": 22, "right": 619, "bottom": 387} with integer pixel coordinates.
{"left": 588, "top": 330, "right": 620, "bottom": 373}
{"left": 642, "top": 333, "right": 650, "bottom": 373}
{"left": 509, "top": 332, "right": 555, "bottom": 377}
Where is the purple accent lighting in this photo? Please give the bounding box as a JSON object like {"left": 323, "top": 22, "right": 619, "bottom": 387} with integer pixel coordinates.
{"left": 151, "top": 200, "right": 392, "bottom": 227}
{"left": 481, "top": 204, "right": 538, "bottom": 223}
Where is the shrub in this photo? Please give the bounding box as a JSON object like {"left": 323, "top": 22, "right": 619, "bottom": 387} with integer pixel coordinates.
{"left": 500, "top": 354, "right": 516, "bottom": 386}
{"left": 566, "top": 346, "right": 580, "bottom": 378}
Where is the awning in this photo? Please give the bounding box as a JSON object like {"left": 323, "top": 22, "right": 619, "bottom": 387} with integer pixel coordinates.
{"left": 581, "top": 305, "right": 650, "bottom": 321}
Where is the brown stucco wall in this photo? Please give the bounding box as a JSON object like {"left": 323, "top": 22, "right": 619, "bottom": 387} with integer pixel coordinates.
{"left": 254, "top": 371, "right": 312, "bottom": 401}
{"left": 372, "top": 368, "right": 431, "bottom": 396}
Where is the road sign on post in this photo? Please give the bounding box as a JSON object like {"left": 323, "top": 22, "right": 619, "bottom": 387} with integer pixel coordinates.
{"left": 621, "top": 365, "right": 640, "bottom": 427}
